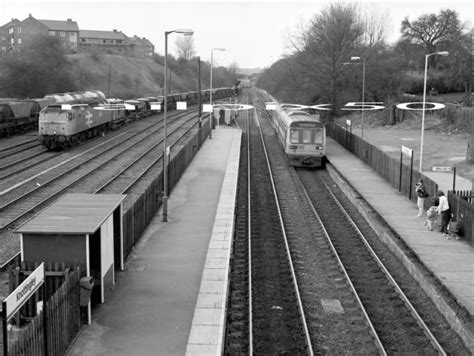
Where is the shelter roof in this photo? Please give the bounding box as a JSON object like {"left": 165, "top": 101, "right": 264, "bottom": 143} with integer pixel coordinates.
{"left": 17, "top": 194, "right": 125, "bottom": 235}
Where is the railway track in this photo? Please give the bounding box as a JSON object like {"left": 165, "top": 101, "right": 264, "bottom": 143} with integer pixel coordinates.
{"left": 0, "top": 110, "right": 196, "bottom": 229}
{"left": 0, "top": 138, "right": 40, "bottom": 158}
{"left": 225, "top": 89, "right": 468, "bottom": 354}
{"left": 298, "top": 169, "right": 446, "bottom": 354}
{"left": 0, "top": 110, "right": 199, "bottom": 267}
{"left": 225, "top": 93, "right": 312, "bottom": 354}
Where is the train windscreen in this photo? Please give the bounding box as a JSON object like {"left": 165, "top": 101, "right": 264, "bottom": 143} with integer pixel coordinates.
{"left": 290, "top": 121, "right": 324, "bottom": 144}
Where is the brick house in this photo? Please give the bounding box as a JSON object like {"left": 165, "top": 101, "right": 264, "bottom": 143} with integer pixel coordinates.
{"left": 79, "top": 29, "right": 132, "bottom": 55}
{"left": 127, "top": 35, "right": 154, "bottom": 58}
{"left": 0, "top": 18, "right": 21, "bottom": 55}
{"left": 0, "top": 14, "right": 154, "bottom": 59}
{"left": 0, "top": 14, "right": 79, "bottom": 56}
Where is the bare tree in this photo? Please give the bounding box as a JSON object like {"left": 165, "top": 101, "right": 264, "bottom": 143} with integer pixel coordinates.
{"left": 295, "top": 3, "right": 364, "bottom": 117}
{"left": 359, "top": 4, "right": 390, "bottom": 48}
{"left": 175, "top": 36, "right": 196, "bottom": 61}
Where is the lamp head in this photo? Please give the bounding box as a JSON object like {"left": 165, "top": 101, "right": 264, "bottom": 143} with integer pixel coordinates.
{"left": 436, "top": 51, "right": 449, "bottom": 57}
{"left": 213, "top": 48, "right": 226, "bottom": 52}
{"left": 351, "top": 56, "right": 361, "bottom": 61}
{"left": 175, "top": 28, "right": 194, "bottom": 36}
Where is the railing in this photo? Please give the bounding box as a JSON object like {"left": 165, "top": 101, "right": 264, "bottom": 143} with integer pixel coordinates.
{"left": 328, "top": 123, "right": 473, "bottom": 246}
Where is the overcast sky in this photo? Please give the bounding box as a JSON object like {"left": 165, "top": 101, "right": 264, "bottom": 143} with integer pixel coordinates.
{"left": 1, "top": 0, "right": 472, "bottom": 69}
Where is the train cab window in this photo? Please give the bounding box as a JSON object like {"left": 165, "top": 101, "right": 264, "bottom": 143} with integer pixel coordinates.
{"left": 314, "top": 131, "right": 324, "bottom": 143}
{"left": 290, "top": 130, "right": 299, "bottom": 143}
{"left": 302, "top": 130, "right": 312, "bottom": 143}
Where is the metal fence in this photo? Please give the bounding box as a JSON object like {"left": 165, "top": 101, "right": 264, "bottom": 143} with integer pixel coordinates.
{"left": 328, "top": 123, "right": 473, "bottom": 246}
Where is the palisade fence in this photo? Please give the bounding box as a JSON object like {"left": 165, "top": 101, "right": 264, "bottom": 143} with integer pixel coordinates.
{"left": 5, "top": 262, "right": 81, "bottom": 356}
{"left": 327, "top": 123, "right": 473, "bottom": 246}
{"left": 122, "top": 116, "right": 211, "bottom": 260}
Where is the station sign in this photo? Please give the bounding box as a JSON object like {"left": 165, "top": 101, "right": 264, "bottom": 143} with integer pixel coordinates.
{"left": 150, "top": 104, "right": 161, "bottom": 111}
{"left": 401, "top": 145, "right": 413, "bottom": 157}
{"left": 346, "top": 119, "right": 351, "bottom": 126}
{"left": 3, "top": 263, "right": 45, "bottom": 320}
{"left": 432, "top": 166, "right": 453, "bottom": 172}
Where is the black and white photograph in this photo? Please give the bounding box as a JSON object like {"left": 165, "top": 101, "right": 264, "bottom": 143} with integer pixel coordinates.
{"left": 0, "top": 0, "right": 472, "bottom": 354}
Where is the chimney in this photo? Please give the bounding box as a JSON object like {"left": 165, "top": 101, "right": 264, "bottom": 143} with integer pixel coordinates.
{"left": 113, "top": 29, "right": 117, "bottom": 32}
{"left": 67, "top": 18, "right": 72, "bottom": 22}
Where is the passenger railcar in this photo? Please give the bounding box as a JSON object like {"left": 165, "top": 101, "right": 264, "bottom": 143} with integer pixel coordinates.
{"left": 270, "top": 104, "right": 326, "bottom": 168}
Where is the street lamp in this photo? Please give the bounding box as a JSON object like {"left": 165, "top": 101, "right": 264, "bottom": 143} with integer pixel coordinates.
{"left": 419, "top": 51, "right": 449, "bottom": 172}
{"left": 350, "top": 56, "right": 366, "bottom": 138}
{"left": 209, "top": 47, "right": 225, "bottom": 139}
{"left": 163, "top": 28, "right": 193, "bottom": 222}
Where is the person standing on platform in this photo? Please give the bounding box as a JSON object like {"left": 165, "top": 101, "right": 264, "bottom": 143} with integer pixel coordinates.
{"left": 415, "top": 179, "right": 428, "bottom": 217}
{"left": 436, "top": 191, "right": 451, "bottom": 237}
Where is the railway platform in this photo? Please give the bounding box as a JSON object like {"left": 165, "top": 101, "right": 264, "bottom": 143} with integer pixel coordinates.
{"left": 325, "top": 137, "right": 474, "bottom": 350}
{"left": 67, "top": 126, "right": 241, "bottom": 356}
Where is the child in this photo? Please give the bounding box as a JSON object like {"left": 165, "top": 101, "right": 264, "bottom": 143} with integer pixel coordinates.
{"left": 425, "top": 206, "right": 437, "bottom": 231}
{"left": 415, "top": 179, "right": 428, "bottom": 217}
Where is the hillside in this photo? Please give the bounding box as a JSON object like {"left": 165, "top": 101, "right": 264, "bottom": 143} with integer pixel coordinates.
{"left": 68, "top": 53, "right": 222, "bottom": 100}
{"left": 68, "top": 54, "right": 165, "bottom": 99}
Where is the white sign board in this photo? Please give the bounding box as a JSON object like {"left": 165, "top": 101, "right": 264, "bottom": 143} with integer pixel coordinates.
{"left": 202, "top": 104, "right": 213, "bottom": 113}
{"left": 432, "top": 166, "right": 453, "bottom": 172}
{"left": 176, "top": 101, "right": 187, "bottom": 110}
{"left": 4, "top": 263, "right": 44, "bottom": 320}
{"left": 265, "top": 103, "right": 277, "bottom": 111}
{"left": 346, "top": 119, "right": 351, "bottom": 126}
{"left": 150, "top": 104, "right": 161, "bottom": 111}
{"left": 61, "top": 104, "right": 72, "bottom": 110}
{"left": 401, "top": 145, "right": 413, "bottom": 157}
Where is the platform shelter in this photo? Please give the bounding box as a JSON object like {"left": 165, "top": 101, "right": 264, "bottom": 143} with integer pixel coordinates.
{"left": 16, "top": 193, "right": 125, "bottom": 323}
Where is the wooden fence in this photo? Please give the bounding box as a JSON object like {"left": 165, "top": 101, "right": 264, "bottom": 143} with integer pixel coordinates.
{"left": 5, "top": 263, "right": 81, "bottom": 356}
{"left": 328, "top": 123, "right": 473, "bottom": 246}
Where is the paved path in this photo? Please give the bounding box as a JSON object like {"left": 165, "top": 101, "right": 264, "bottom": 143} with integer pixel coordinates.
{"left": 68, "top": 128, "right": 241, "bottom": 356}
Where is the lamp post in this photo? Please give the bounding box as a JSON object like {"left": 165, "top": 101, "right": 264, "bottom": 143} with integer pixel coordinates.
{"left": 209, "top": 47, "right": 225, "bottom": 139}
{"left": 350, "top": 56, "right": 366, "bottom": 138}
{"left": 419, "top": 51, "right": 449, "bottom": 172}
{"left": 163, "top": 28, "right": 193, "bottom": 222}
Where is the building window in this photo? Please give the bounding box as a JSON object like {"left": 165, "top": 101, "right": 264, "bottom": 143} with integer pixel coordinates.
{"left": 49, "top": 30, "right": 55, "bottom": 36}
{"left": 18, "top": 38, "right": 22, "bottom": 45}
{"left": 71, "top": 41, "right": 76, "bottom": 47}
{"left": 117, "top": 40, "right": 122, "bottom": 44}
{"left": 8, "top": 27, "right": 14, "bottom": 34}
{"left": 17, "top": 27, "right": 21, "bottom": 33}
{"left": 81, "top": 38, "right": 86, "bottom": 42}
{"left": 1, "top": 36, "right": 4, "bottom": 41}
{"left": 103, "top": 39, "right": 106, "bottom": 44}
{"left": 60, "top": 31, "right": 66, "bottom": 37}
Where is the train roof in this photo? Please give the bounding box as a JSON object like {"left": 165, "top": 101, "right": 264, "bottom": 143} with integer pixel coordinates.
{"left": 278, "top": 106, "right": 321, "bottom": 126}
